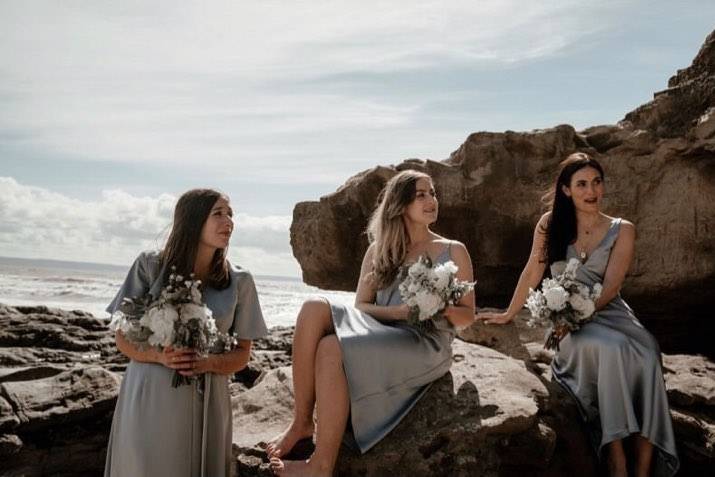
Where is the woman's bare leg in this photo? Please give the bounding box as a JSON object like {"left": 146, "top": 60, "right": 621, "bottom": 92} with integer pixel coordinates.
{"left": 266, "top": 298, "right": 334, "bottom": 458}
{"left": 607, "top": 439, "right": 627, "bottom": 477}
{"left": 634, "top": 435, "right": 653, "bottom": 477}
{"left": 271, "top": 335, "right": 349, "bottom": 477}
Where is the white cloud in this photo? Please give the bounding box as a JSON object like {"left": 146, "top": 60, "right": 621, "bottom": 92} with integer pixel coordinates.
{"left": 0, "top": 177, "right": 298, "bottom": 276}
{"left": 0, "top": 0, "right": 626, "bottom": 181}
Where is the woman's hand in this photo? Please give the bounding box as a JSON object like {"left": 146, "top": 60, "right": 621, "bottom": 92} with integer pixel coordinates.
{"left": 177, "top": 353, "right": 214, "bottom": 377}
{"left": 156, "top": 346, "right": 197, "bottom": 371}
{"left": 395, "top": 303, "right": 411, "bottom": 321}
{"left": 475, "top": 311, "right": 513, "bottom": 325}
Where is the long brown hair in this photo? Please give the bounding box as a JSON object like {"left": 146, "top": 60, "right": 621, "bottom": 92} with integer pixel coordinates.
{"left": 160, "top": 188, "right": 230, "bottom": 289}
{"left": 541, "top": 152, "right": 605, "bottom": 264}
{"left": 367, "top": 170, "right": 432, "bottom": 289}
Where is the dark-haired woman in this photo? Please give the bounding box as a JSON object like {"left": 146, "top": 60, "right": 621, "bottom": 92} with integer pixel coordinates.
{"left": 477, "top": 153, "right": 678, "bottom": 477}
{"left": 104, "top": 189, "right": 268, "bottom": 477}
{"left": 268, "top": 170, "right": 475, "bottom": 477}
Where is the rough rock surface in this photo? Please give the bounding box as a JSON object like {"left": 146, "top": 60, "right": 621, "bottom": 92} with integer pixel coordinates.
{"left": 2, "top": 303, "right": 715, "bottom": 475}
{"left": 233, "top": 339, "right": 600, "bottom": 476}
{"left": 290, "top": 30, "right": 715, "bottom": 356}
{"left": 0, "top": 304, "right": 284, "bottom": 476}
{"left": 0, "top": 305, "right": 125, "bottom": 476}
{"left": 663, "top": 354, "right": 715, "bottom": 475}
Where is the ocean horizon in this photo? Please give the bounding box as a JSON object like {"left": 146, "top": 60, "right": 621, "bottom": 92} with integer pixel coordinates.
{"left": 0, "top": 255, "right": 355, "bottom": 328}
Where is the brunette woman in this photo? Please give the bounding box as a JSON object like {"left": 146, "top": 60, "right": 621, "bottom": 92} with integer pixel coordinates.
{"left": 477, "top": 153, "right": 678, "bottom": 477}
{"left": 104, "top": 189, "right": 267, "bottom": 477}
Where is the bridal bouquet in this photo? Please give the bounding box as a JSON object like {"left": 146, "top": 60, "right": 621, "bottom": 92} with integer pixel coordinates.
{"left": 525, "top": 258, "right": 602, "bottom": 350}
{"left": 398, "top": 256, "right": 475, "bottom": 332}
{"left": 109, "top": 267, "right": 237, "bottom": 387}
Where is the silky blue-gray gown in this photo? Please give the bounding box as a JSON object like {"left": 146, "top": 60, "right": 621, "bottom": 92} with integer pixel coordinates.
{"left": 551, "top": 218, "right": 679, "bottom": 476}
{"left": 104, "top": 251, "right": 268, "bottom": 477}
{"left": 329, "top": 244, "right": 457, "bottom": 453}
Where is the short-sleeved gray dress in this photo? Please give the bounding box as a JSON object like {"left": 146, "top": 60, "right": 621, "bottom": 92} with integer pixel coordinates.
{"left": 104, "top": 250, "right": 268, "bottom": 477}
{"left": 329, "top": 244, "right": 457, "bottom": 453}
{"left": 551, "top": 218, "right": 679, "bottom": 476}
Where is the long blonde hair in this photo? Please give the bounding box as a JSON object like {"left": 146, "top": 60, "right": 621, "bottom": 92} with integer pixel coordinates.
{"left": 367, "top": 170, "right": 432, "bottom": 289}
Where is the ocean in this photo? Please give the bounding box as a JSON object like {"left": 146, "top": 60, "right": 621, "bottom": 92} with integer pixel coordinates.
{"left": 0, "top": 256, "right": 355, "bottom": 328}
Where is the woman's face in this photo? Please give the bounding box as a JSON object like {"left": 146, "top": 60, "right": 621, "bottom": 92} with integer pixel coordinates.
{"left": 562, "top": 166, "right": 604, "bottom": 212}
{"left": 403, "top": 177, "right": 438, "bottom": 225}
{"left": 200, "top": 196, "right": 234, "bottom": 250}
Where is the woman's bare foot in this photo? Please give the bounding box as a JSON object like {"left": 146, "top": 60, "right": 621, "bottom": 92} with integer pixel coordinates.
{"left": 265, "top": 420, "right": 314, "bottom": 458}
{"left": 269, "top": 457, "right": 331, "bottom": 477}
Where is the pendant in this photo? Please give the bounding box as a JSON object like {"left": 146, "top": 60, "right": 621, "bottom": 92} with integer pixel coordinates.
{"left": 580, "top": 251, "right": 587, "bottom": 262}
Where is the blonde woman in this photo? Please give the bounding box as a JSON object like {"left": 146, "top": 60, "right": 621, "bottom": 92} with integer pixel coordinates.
{"left": 268, "top": 170, "right": 475, "bottom": 476}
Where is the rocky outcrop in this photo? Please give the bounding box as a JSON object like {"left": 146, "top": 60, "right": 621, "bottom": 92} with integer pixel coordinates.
{"left": 290, "top": 30, "right": 715, "bottom": 356}
{"left": 625, "top": 30, "right": 715, "bottom": 138}
{"left": 0, "top": 305, "right": 125, "bottom": 476}
{"left": 2, "top": 304, "right": 714, "bottom": 475}
{"left": 233, "top": 339, "right": 599, "bottom": 476}
{"left": 0, "top": 303, "right": 295, "bottom": 476}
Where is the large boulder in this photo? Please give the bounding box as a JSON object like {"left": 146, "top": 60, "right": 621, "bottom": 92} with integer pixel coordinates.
{"left": 232, "top": 339, "right": 598, "bottom": 476}
{"left": 290, "top": 30, "right": 715, "bottom": 356}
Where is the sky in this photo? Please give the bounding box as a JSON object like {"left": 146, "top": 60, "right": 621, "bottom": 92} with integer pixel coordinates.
{"left": 1, "top": 1, "right": 714, "bottom": 277}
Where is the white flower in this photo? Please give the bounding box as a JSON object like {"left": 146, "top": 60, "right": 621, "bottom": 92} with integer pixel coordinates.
{"left": 525, "top": 289, "right": 544, "bottom": 316}
{"left": 140, "top": 305, "right": 178, "bottom": 347}
{"left": 591, "top": 283, "right": 603, "bottom": 300}
{"left": 109, "top": 313, "right": 136, "bottom": 335}
{"left": 433, "top": 261, "right": 458, "bottom": 290}
{"left": 179, "top": 303, "right": 212, "bottom": 323}
{"left": 190, "top": 283, "right": 203, "bottom": 303}
{"left": 543, "top": 285, "right": 569, "bottom": 311}
{"left": 569, "top": 293, "right": 595, "bottom": 319}
{"left": 564, "top": 258, "right": 581, "bottom": 278}
{"left": 205, "top": 316, "right": 218, "bottom": 334}
{"left": 414, "top": 291, "right": 443, "bottom": 320}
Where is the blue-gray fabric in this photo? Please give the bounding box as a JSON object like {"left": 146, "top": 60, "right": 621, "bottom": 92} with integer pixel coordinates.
{"left": 330, "top": 244, "right": 456, "bottom": 453}
{"left": 551, "top": 218, "right": 679, "bottom": 476}
{"left": 104, "top": 250, "right": 268, "bottom": 477}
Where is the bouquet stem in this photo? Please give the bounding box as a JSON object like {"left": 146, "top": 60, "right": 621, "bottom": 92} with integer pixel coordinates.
{"left": 172, "top": 371, "right": 192, "bottom": 388}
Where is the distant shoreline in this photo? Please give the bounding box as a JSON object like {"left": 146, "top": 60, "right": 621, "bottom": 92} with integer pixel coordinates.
{"left": 0, "top": 255, "right": 301, "bottom": 282}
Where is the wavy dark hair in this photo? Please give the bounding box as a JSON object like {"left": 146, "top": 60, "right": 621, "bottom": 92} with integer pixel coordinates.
{"left": 160, "top": 188, "right": 230, "bottom": 289}
{"left": 541, "top": 152, "right": 605, "bottom": 265}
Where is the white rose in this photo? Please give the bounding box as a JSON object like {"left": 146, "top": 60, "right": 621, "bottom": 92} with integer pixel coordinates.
{"left": 415, "top": 291, "right": 443, "bottom": 320}
{"left": 543, "top": 286, "right": 569, "bottom": 311}
{"left": 569, "top": 293, "right": 595, "bottom": 319}
{"left": 433, "top": 262, "right": 458, "bottom": 291}
{"left": 141, "top": 305, "right": 178, "bottom": 347}
{"left": 179, "top": 303, "right": 211, "bottom": 323}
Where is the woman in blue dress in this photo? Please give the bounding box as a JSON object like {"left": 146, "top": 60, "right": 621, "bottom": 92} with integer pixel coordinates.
{"left": 268, "top": 170, "right": 475, "bottom": 476}
{"left": 478, "top": 153, "right": 678, "bottom": 477}
{"left": 104, "top": 188, "right": 268, "bottom": 477}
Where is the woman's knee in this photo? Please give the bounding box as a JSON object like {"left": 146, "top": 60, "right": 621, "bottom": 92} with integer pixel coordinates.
{"left": 296, "top": 297, "right": 332, "bottom": 326}
{"left": 299, "top": 297, "right": 330, "bottom": 318}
